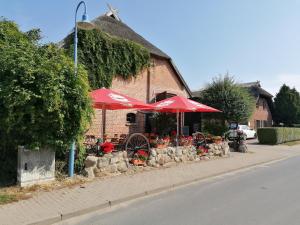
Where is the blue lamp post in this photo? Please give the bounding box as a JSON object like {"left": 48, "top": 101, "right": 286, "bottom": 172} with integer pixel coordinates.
{"left": 69, "top": 1, "right": 95, "bottom": 177}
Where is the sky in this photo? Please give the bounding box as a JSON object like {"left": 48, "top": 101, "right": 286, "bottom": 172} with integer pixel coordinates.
{"left": 1, "top": 0, "right": 300, "bottom": 96}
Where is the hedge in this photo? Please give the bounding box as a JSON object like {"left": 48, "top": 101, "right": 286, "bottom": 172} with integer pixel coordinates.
{"left": 257, "top": 127, "right": 300, "bottom": 145}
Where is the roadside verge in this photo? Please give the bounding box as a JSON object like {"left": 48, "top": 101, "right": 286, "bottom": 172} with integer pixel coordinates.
{"left": 1, "top": 144, "right": 300, "bottom": 225}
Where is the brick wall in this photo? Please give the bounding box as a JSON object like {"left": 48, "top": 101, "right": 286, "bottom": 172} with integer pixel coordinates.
{"left": 248, "top": 97, "right": 272, "bottom": 129}
{"left": 86, "top": 57, "right": 189, "bottom": 138}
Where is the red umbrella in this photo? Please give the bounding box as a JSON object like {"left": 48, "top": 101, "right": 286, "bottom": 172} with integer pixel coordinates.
{"left": 148, "top": 96, "right": 221, "bottom": 147}
{"left": 90, "top": 88, "right": 153, "bottom": 139}
{"left": 91, "top": 88, "right": 152, "bottom": 110}
{"left": 150, "top": 96, "right": 221, "bottom": 113}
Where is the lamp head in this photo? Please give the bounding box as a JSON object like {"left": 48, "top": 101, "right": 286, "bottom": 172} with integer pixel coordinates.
{"left": 77, "top": 13, "right": 95, "bottom": 30}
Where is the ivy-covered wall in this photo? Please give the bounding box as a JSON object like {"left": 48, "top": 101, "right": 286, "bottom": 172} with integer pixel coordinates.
{"left": 65, "top": 29, "right": 151, "bottom": 89}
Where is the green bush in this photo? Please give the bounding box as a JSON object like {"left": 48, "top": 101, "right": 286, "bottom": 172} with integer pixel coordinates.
{"left": 203, "top": 119, "right": 228, "bottom": 136}
{"left": 257, "top": 127, "right": 300, "bottom": 144}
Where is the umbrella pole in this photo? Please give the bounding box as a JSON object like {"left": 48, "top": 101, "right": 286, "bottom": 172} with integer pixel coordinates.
{"left": 102, "top": 106, "right": 106, "bottom": 142}
{"left": 176, "top": 110, "right": 179, "bottom": 149}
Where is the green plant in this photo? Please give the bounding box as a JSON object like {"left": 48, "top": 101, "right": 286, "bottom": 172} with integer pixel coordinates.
{"left": 0, "top": 19, "right": 93, "bottom": 180}
{"left": 203, "top": 119, "right": 229, "bottom": 136}
{"left": 149, "top": 113, "right": 177, "bottom": 135}
{"left": 257, "top": 127, "right": 300, "bottom": 144}
{"left": 197, "top": 74, "right": 256, "bottom": 123}
{"left": 64, "top": 29, "right": 150, "bottom": 89}
{"left": 274, "top": 84, "right": 300, "bottom": 126}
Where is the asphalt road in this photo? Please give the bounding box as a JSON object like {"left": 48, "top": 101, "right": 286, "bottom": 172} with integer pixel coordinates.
{"left": 59, "top": 156, "right": 300, "bottom": 225}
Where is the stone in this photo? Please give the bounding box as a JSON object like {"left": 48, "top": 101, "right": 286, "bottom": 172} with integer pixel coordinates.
{"left": 117, "top": 162, "right": 128, "bottom": 172}
{"left": 174, "top": 156, "right": 180, "bottom": 162}
{"left": 222, "top": 143, "right": 230, "bottom": 155}
{"left": 157, "top": 155, "right": 165, "bottom": 165}
{"left": 84, "top": 156, "right": 98, "bottom": 168}
{"left": 97, "top": 157, "right": 109, "bottom": 168}
{"left": 182, "top": 148, "right": 188, "bottom": 155}
{"left": 150, "top": 149, "right": 157, "bottom": 157}
{"left": 110, "top": 157, "right": 120, "bottom": 164}
{"left": 122, "top": 151, "right": 128, "bottom": 159}
{"left": 209, "top": 152, "right": 214, "bottom": 156}
{"left": 180, "top": 155, "right": 188, "bottom": 162}
{"left": 83, "top": 167, "right": 95, "bottom": 178}
{"left": 175, "top": 148, "right": 183, "bottom": 156}
{"left": 215, "top": 150, "right": 221, "bottom": 155}
{"left": 93, "top": 168, "right": 102, "bottom": 177}
{"left": 104, "top": 153, "right": 113, "bottom": 159}
{"left": 108, "top": 164, "right": 118, "bottom": 173}
{"left": 167, "top": 147, "right": 175, "bottom": 156}
{"left": 188, "top": 155, "right": 195, "bottom": 161}
{"left": 147, "top": 159, "right": 157, "bottom": 167}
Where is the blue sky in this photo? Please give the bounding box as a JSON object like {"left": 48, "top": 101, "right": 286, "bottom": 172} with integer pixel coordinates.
{"left": 1, "top": 0, "right": 300, "bottom": 95}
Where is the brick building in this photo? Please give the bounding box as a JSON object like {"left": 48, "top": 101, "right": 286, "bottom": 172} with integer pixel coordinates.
{"left": 241, "top": 81, "right": 273, "bottom": 129}
{"left": 85, "top": 13, "right": 192, "bottom": 137}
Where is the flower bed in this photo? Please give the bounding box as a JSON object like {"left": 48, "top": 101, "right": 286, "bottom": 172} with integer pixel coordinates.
{"left": 83, "top": 142, "right": 230, "bottom": 178}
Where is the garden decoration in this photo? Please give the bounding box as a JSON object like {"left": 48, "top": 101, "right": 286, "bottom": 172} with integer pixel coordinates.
{"left": 131, "top": 149, "right": 149, "bottom": 166}
{"left": 90, "top": 88, "right": 153, "bottom": 156}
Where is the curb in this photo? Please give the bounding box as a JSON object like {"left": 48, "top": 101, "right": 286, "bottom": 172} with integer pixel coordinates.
{"left": 28, "top": 155, "right": 291, "bottom": 225}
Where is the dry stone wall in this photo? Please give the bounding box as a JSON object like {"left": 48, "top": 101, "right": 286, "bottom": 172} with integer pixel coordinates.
{"left": 84, "top": 142, "right": 230, "bottom": 178}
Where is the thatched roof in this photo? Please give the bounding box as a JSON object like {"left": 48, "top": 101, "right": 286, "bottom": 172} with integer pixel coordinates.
{"left": 91, "top": 15, "right": 191, "bottom": 96}
{"left": 92, "top": 15, "right": 170, "bottom": 59}
{"left": 240, "top": 81, "right": 273, "bottom": 98}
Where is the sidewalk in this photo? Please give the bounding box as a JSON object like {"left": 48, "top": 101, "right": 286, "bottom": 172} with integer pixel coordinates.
{"left": 1, "top": 144, "right": 300, "bottom": 225}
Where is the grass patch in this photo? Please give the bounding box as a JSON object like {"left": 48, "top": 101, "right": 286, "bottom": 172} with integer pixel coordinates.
{"left": 0, "top": 193, "right": 16, "bottom": 205}
{"left": 0, "top": 176, "right": 89, "bottom": 206}
{"left": 282, "top": 141, "right": 300, "bottom": 146}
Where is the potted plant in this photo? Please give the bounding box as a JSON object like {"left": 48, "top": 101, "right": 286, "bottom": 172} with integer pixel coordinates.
{"left": 212, "top": 136, "right": 222, "bottom": 144}
{"left": 131, "top": 150, "right": 149, "bottom": 166}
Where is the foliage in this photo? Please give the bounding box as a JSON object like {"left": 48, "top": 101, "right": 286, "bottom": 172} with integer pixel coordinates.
{"left": 0, "top": 20, "right": 93, "bottom": 180}
{"left": 0, "top": 193, "right": 16, "bottom": 205}
{"left": 149, "top": 113, "right": 177, "bottom": 135}
{"left": 274, "top": 84, "right": 300, "bottom": 126}
{"left": 257, "top": 127, "right": 300, "bottom": 145}
{"left": 202, "top": 119, "right": 228, "bottom": 136}
{"left": 64, "top": 29, "right": 150, "bottom": 89}
{"left": 197, "top": 75, "right": 256, "bottom": 123}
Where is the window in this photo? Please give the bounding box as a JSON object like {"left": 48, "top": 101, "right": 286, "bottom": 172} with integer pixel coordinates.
{"left": 126, "top": 113, "right": 136, "bottom": 124}
{"left": 263, "top": 101, "right": 267, "bottom": 110}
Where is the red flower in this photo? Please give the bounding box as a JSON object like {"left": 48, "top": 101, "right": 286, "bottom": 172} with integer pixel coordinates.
{"left": 137, "top": 150, "right": 149, "bottom": 157}
{"left": 101, "top": 142, "right": 114, "bottom": 154}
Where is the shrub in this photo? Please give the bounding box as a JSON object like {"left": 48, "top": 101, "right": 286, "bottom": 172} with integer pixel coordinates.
{"left": 0, "top": 19, "right": 93, "bottom": 183}
{"left": 257, "top": 127, "right": 300, "bottom": 144}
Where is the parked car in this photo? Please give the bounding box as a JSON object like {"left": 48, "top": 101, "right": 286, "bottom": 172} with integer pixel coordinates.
{"left": 237, "top": 125, "right": 257, "bottom": 139}
{"left": 227, "top": 123, "right": 257, "bottom": 140}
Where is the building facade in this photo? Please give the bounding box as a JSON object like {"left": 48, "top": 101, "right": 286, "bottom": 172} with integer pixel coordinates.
{"left": 85, "top": 14, "right": 191, "bottom": 138}
{"left": 241, "top": 81, "right": 273, "bottom": 129}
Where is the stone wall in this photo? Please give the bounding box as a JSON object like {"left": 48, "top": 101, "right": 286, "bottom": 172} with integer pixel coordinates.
{"left": 84, "top": 142, "right": 230, "bottom": 178}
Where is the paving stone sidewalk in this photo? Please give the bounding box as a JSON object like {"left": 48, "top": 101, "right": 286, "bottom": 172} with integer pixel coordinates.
{"left": 1, "top": 143, "right": 300, "bottom": 225}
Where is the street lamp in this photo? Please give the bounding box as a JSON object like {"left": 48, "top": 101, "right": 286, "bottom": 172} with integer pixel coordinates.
{"left": 69, "top": 1, "right": 95, "bottom": 177}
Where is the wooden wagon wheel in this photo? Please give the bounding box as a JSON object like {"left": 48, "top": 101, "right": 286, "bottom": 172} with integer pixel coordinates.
{"left": 192, "top": 132, "right": 207, "bottom": 147}
{"left": 125, "top": 133, "right": 150, "bottom": 158}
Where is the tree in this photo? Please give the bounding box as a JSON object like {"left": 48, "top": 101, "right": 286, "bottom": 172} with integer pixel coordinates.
{"left": 274, "top": 84, "right": 300, "bottom": 126}
{"left": 197, "top": 75, "right": 256, "bottom": 125}
{"left": 0, "top": 19, "right": 93, "bottom": 182}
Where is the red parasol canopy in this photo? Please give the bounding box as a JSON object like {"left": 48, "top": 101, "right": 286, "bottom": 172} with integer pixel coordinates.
{"left": 147, "top": 96, "right": 221, "bottom": 148}
{"left": 90, "top": 88, "right": 153, "bottom": 139}
{"left": 149, "top": 96, "right": 221, "bottom": 113}
{"left": 90, "top": 88, "right": 153, "bottom": 110}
